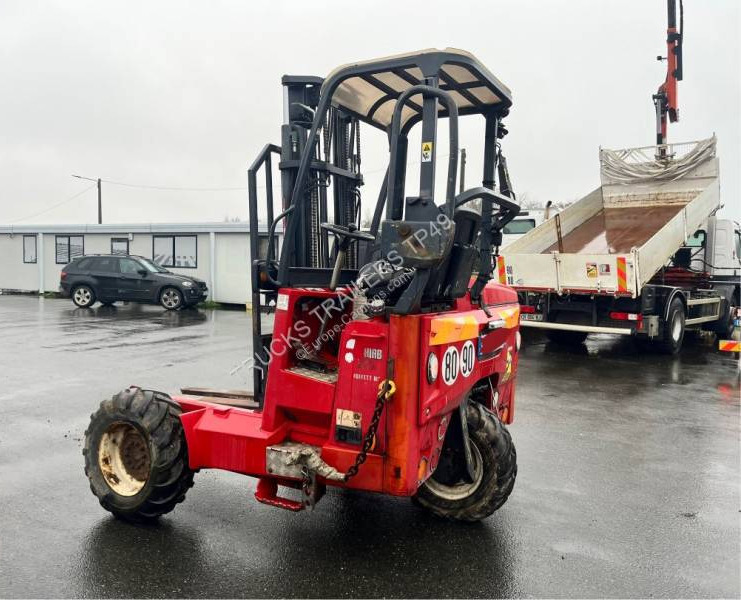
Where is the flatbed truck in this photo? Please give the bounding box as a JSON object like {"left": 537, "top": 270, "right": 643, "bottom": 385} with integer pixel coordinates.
{"left": 500, "top": 137, "right": 740, "bottom": 354}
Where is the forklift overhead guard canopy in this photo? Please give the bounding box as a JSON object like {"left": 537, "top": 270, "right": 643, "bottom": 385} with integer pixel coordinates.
{"left": 324, "top": 48, "right": 513, "bottom": 130}
{"left": 248, "top": 47, "right": 519, "bottom": 404}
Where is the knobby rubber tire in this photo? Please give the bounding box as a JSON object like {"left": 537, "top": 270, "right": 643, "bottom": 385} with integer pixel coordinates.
{"left": 83, "top": 387, "right": 194, "bottom": 522}
{"left": 413, "top": 402, "right": 517, "bottom": 521}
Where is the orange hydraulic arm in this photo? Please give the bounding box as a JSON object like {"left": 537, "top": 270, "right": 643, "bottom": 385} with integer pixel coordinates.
{"left": 653, "top": 0, "right": 684, "bottom": 147}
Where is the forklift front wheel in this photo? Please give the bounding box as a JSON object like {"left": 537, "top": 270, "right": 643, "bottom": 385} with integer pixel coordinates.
{"left": 83, "top": 387, "right": 194, "bottom": 522}
{"left": 413, "top": 402, "right": 517, "bottom": 521}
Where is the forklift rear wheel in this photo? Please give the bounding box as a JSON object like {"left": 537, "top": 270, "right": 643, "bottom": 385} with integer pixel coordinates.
{"left": 413, "top": 402, "right": 516, "bottom": 521}
{"left": 83, "top": 387, "right": 194, "bottom": 522}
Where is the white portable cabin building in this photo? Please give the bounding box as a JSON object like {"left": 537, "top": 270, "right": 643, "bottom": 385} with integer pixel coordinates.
{"left": 0, "top": 222, "right": 278, "bottom": 306}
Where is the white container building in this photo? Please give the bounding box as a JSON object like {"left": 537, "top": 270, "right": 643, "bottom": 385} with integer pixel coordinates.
{"left": 0, "top": 222, "right": 277, "bottom": 306}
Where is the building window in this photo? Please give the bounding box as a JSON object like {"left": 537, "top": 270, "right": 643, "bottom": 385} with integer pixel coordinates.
{"left": 111, "top": 237, "right": 129, "bottom": 256}
{"left": 55, "top": 235, "right": 84, "bottom": 264}
{"left": 23, "top": 235, "right": 37, "bottom": 263}
{"left": 152, "top": 235, "right": 197, "bottom": 268}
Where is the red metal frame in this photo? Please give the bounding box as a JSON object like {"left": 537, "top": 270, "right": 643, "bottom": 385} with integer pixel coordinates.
{"left": 173, "top": 282, "right": 520, "bottom": 504}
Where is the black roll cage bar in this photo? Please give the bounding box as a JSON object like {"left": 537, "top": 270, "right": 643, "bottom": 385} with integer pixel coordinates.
{"left": 247, "top": 51, "right": 518, "bottom": 405}
{"left": 386, "top": 84, "right": 459, "bottom": 221}
{"left": 276, "top": 52, "right": 514, "bottom": 286}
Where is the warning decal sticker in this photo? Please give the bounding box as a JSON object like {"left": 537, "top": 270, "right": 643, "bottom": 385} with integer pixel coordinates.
{"left": 336, "top": 409, "right": 361, "bottom": 429}
{"left": 276, "top": 293, "right": 289, "bottom": 311}
{"left": 421, "top": 141, "right": 433, "bottom": 162}
{"left": 335, "top": 409, "right": 362, "bottom": 445}
{"left": 459, "top": 340, "right": 475, "bottom": 378}
{"left": 442, "top": 346, "right": 459, "bottom": 385}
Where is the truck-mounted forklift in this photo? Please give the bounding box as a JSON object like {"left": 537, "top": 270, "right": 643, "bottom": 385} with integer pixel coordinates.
{"left": 84, "top": 49, "right": 522, "bottom": 521}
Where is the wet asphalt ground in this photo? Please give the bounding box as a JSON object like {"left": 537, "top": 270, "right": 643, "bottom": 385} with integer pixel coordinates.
{"left": 0, "top": 295, "right": 738, "bottom": 599}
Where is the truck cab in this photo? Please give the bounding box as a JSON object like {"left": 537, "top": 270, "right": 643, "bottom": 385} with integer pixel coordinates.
{"left": 687, "top": 216, "right": 741, "bottom": 322}
{"left": 701, "top": 217, "right": 741, "bottom": 281}
{"left": 501, "top": 210, "right": 544, "bottom": 248}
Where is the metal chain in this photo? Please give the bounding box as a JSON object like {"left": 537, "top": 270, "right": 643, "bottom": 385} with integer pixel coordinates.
{"left": 343, "top": 379, "right": 396, "bottom": 482}
{"left": 300, "top": 465, "right": 316, "bottom": 509}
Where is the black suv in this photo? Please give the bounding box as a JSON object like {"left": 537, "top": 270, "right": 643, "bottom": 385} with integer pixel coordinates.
{"left": 60, "top": 254, "right": 208, "bottom": 310}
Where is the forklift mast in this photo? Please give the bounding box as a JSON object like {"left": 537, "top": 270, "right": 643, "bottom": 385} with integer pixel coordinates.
{"left": 653, "top": 0, "right": 684, "bottom": 147}
{"left": 278, "top": 76, "right": 364, "bottom": 271}
{"left": 248, "top": 49, "right": 520, "bottom": 404}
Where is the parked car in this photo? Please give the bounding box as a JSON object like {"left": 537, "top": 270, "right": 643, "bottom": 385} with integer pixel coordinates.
{"left": 60, "top": 254, "right": 208, "bottom": 309}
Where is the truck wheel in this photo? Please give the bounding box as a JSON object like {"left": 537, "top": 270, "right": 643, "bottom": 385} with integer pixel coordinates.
{"left": 83, "top": 387, "right": 194, "bottom": 522}
{"left": 658, "top": 297, "right": 685, "bottom": 355}
{"left": 413, "top": 402, "right": 517, "bottom": 521}
{"left": 545, "top": 329, "right": 588, "bottom": 345}
{"left": 709, "top": 300, "right": 735, "bottom": 339}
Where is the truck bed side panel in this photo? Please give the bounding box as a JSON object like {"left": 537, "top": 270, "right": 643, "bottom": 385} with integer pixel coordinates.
{"left": 635, "top": 160, "right": 720, "bottom": 288}
{"left": 500, "top": 252, "right": 636, "bottom": 296}
{"left": 504, "top": 188, "right": 603, "bottom": 254}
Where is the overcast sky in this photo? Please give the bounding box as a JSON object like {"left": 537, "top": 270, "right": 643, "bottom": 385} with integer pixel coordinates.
{"left": 0, "top": 0, "right": 738, "bottom": 225}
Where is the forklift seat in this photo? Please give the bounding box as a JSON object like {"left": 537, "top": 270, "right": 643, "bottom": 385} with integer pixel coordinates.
{"left": 359, "top": 207, "right": 483, "bottom": 310}
{"left": 426, "top": 207, "right": 482, "bottom": 300}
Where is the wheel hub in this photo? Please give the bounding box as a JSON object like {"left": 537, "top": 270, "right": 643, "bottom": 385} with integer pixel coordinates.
{"left": 162, "top": 290, "right": 180, "bottom": 308}
{"left": 424, "top": 442, "right": 484, "bottom": 501}
{"left": 672, "top": 312, "right": 682, "bottom": 341}
{"left": 74, "top": 288, "right": 91, "bottom": 305}
{"left": 98, "top": 423, "right": 151, "bottom": 496}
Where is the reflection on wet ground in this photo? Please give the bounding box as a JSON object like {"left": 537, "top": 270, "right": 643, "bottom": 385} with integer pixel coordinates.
{"left": 0, "top": 296, "right": 738, "bottom": 598}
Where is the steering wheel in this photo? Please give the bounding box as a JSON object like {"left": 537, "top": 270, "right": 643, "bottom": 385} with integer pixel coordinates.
{"left": 320, "top": 223, "right": 374, "bottom": 290}
{"left": 320, "top": 222, "right": 375, "bottom": 243}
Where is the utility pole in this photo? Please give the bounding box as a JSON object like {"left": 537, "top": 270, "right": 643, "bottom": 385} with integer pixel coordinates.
{"left": 72, "top": 174, "right": 103, "bottom": 224}
{"left": 97, "top": 178, "right": 102, "bottom": 224}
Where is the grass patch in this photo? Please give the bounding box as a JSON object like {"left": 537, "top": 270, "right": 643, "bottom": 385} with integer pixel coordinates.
{"left": 197, "top": 300, "right": 223, "bottom": 310}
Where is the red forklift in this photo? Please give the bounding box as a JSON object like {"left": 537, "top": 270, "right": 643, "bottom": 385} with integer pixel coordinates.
{"left": 83, "top": 49, "right": 522, "bottom": 522}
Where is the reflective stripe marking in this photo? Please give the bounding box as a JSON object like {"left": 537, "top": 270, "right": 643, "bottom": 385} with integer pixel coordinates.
{"left": 497, "top": 256, "right": 506, "bottom": 285}
{"left": 429, "top": 316, "right": 479, "bottom": 346}
{"left": 617, "top": 257, "right": 628, "bottom": 292}
{"left": 429, "top": 307, "right": 520, "bottom": 346}
{"left": 498, "top": 307, "right": 520, "bottom": 329}
{"left": 719, "top": 340, "right": 741, "bottom": 352}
